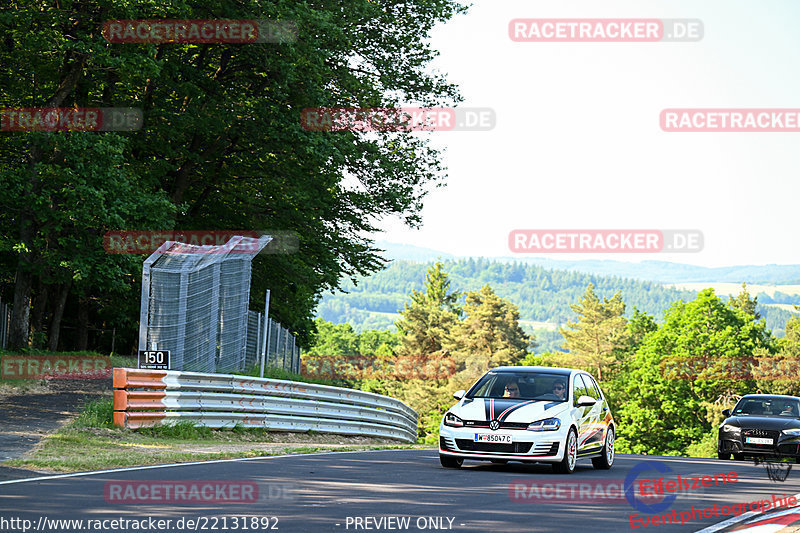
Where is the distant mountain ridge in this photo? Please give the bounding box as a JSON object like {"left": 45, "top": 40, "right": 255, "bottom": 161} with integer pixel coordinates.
{"left": 375, "top": 241, "right": 800, "bottom": 285}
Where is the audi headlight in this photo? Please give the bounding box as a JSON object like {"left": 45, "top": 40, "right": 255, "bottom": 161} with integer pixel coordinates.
{"left": 528, "top": 418, "right": 561, "bottom": 432}
{"left": 443, "top": 412, "right": 464, "bottom": 428}
{"left": 782, "top": 428, "right": 800, "bottom": 436}
{"left": 722, "top": 424, "right": 740, "bottom": 433}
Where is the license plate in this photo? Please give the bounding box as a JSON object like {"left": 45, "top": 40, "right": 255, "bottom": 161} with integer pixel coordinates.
{"left": 474, "top": 433, "right": 512, "bottom": 443}
{"left": 746, "top": 437, "right": 773, "bottom": 445}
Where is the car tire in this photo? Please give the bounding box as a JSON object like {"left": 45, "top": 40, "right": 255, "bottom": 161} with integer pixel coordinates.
{"left": 718, "top": 452, "right": 731, "bottom": 460}
{"left": 592, "top": 427, "right": 615, "bottom": 470}
{"left": 553, "top": 428, "right": 578, "bottom": 474}
{"left": 440, "top": 454, "right": 463, "bottom": 469}
{"left": 490, "top": 459, "right": 508, "bottom": 465}
{"left": 733, "top": 453, "right": 745, "bottom": 461}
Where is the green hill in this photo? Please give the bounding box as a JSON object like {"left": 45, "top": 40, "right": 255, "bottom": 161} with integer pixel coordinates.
{"left": 316, "top": 258, "right": 797, "bottom": 353}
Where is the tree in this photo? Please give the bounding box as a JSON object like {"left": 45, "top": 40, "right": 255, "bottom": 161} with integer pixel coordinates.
{"left": 729, "top": 283, "right": 761, "bottom": 320}
{"left": 754, "top": 309, "right": 800, "bottom": 395}
{"left": 0, "top": 0, "right": 469, "bottom": 350}
{"left": 304, "top": 318, "right": 359, "bottom": 356}
{"left": 627, "top": 308, "right": 658, "bottom": 350}
{"left": 445, "top": 284, "right": 533, "bottom": 390}
{"left": 559, "top": 284, "right": 629, "bottom": 381}
{"left": 395, "top": 262, "right": 461, "bottom": 358}
{"left": 615, "top": 289, "right": 775, "bottom": 456}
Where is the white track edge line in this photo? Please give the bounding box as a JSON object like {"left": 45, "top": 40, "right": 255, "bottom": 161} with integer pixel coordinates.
{"left": 0, "top": 447, "right": 425, "bottom": 485}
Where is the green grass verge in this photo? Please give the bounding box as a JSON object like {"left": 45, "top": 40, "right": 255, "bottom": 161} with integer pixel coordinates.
{"left": 4, "top": 397, "right": 429, "bottom": 472}
{"left": 3, "top": 427, "right": 424, "bottom": 473}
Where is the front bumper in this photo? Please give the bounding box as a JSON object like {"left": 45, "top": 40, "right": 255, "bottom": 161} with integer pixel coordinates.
{"left": 719, "top": 429, "right": 800, "bottom": 458}
{"left": 439, "top": 424, "right": 565, "bottom": 463}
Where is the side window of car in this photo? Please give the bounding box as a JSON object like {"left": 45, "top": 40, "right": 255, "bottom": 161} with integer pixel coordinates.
{"left": 583, "top": 375, "right": 602, "bottom": 401}
{"left": 471, "top": 377, "right": 494, "bottom": 397}
{"left": 572, "top": 375, "right": 589, "bottom": 406}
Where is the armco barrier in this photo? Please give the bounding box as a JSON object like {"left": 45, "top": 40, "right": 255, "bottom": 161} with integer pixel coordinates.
{"left": 113, "top": 368, "right": 418, "bottom": 442}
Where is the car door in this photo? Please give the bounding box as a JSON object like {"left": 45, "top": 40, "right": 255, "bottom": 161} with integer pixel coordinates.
{"left": 582, "top": 374, "right": 608, "bottom": 452}
{"left": 573, "top": 374, "right": 603, "bottom": 453}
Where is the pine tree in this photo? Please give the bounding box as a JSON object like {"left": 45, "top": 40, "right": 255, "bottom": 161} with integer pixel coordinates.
{"left": 395, "top": 262, "right": 461, "bottom": 358}
{"left": 559, "top": 283, "right": 629, "bottom": 381}
{"left": 729, "top": 282, "right": 761, "bottom": 320}
{"left": 445, "top": 284, "right": 534, "bottom": 389}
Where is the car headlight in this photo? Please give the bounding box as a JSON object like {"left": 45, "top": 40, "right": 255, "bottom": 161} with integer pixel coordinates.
{"left": 443, "top": 412, "right": 464, "bottom": 428}
{"left": 722, "top": 424, "right": 740, "bottom": 433}
{"left": 528, "top": 418, "right": 561, "bottom": 432}
{"left": 782, "top": 428, "right": 800, "bottom": 436}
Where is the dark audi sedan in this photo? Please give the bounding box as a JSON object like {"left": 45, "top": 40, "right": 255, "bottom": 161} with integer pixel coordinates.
{"left": 718, "top": 394, "right": 800, "bottom": 462}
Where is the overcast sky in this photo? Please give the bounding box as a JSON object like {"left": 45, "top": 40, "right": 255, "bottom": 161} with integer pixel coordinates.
{"left": 373, "top": 0, "right": 800, "bottom": 268}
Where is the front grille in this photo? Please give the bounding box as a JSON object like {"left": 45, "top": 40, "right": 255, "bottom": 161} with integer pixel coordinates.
{"left": 464, "top": 421, "right": 529, "bottom": 430}
{"left": 742, "top": 428, "right": 780, "bottom": 448}
{"left": 455, "top": 439, "right": 533, "bottom": 453}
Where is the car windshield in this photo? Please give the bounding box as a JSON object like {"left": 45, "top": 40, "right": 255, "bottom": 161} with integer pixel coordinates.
{"left": 465, "top": 371, "right": 570, "bottom": 401}
{"left": 733, "top": 397, "right": 800, "bottom": 417}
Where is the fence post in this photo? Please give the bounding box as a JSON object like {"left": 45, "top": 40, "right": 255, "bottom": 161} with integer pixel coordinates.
{"left": 290, "top": 334, "right": 296, "bottom": 373}
{"left": 283, "top": 329, "right": 289, "bottom": 369}
{"left": 259, "top": 290, "right": 270, "bottom": 378}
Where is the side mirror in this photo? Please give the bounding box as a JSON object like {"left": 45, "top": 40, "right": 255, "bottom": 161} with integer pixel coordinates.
{"left": 453, "top": 390, "right": 465, "bottom": 400}
{"left": 722, "top": 409, "right": 731, "bottom": 417}
{"left": 576, "top": 395, "right": 596, "bottom": 407}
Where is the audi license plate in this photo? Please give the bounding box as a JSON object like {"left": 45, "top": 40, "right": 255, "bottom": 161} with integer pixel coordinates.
{"left": 474, "top": 433, "right": 512, "bottom": 443}
{"left": 746, "top": 437, "right": 773, "bottom": 445}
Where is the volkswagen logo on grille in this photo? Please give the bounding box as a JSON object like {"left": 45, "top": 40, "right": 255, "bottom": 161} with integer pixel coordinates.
{"left": 489, "top": 420, "right": 500, "bottom": 431}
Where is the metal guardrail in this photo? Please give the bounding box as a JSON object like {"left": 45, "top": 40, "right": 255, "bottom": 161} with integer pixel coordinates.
{"left": 113, "top": 368, "right": 418, "bottom": 443}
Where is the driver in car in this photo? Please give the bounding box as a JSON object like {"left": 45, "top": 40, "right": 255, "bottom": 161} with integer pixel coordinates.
{"left": 503, "top": 380, "right": 521, "bottom": 398}
{"left": 552, "top": 379, "right": 566, "bottom": 400}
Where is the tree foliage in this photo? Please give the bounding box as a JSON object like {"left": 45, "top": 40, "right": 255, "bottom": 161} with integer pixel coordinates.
{"left": 395, "top": 262, "right": 461, "bottom": 358}
{"left": 445, "top": 284, "right": 533, "bottom": 389}
{"left": 615, "top": 289, "right": 775, "bottom": 455}
{"left": 0, "top": 0, "right": 469, "bottom": 351}
{"left": 559, "top": 283, "right": 628, "bottom": 381}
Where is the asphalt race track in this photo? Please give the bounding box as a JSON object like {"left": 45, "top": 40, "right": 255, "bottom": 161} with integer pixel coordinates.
{"left": 1, "top": 450, "right": 800, "bottom": 533}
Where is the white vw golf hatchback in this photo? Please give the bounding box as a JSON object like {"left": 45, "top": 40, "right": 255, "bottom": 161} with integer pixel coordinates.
{"left": 438, "top": 367, "right": 615, "bottom": 473}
